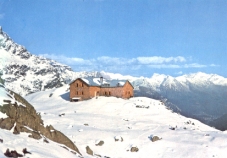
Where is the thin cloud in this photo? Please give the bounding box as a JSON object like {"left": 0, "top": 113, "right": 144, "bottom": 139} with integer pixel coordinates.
{"left": 39, "top": 54, "right": 216, "bottom": 73}
{"left": 137, "top": 56, "right": 186, "bottom": 64}
{"left": 39, "top": 54, "right": 92, "bottom": 66}
{"left": 210, "top": 64, "right": 219, "bottom": 67}
{"left": 0, "top": 13, "right": 4, "bottom": 20}
{"left": 183, "top": 63, "right": 207, "bottom": 68}
{"left": 148, "top": 64, "right": 181, "bottom": 69}
{"left": 176, "top": 71, "right": 183, "bottom": 75}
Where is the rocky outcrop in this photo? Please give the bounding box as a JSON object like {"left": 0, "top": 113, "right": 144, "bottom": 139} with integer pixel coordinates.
{"left": 0, "top": 89, "right": 81, "bottom": 155}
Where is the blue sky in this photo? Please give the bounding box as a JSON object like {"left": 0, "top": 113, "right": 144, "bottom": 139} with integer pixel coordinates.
{"left": 0, "top": 0, "right": 227, "bottom": 77}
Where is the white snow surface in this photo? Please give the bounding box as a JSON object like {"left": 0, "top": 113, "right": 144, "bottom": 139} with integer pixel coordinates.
{"left": 19, "top": 85, "right": 227, "bottom": 158}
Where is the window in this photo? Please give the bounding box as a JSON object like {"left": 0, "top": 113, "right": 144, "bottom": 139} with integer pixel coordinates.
{"left": 82, "top": 91, "right": 84, "bottom": 95}
{"left": 109, "top": 91, "right": 111, "bottom": 95}
{"left": 76, "top": 91, "right": 78, "bottom": 95}
{"left": 76, "top": 83, "right": 79, "bottom": 87}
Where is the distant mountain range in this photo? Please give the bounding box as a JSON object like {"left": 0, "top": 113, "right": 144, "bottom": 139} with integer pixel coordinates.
{"left": 1, "top": 26, "right": 227, "bottom": 130}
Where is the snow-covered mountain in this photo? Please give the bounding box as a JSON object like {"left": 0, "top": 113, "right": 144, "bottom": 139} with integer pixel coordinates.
{"left": 1, "top": 27, "right": 227, "bottom": 130}
{"left": 131, "top": 72, "right": 227, "bottom": 127}
{"left": 0, "top": 27, "right": 102, "bottom": 96}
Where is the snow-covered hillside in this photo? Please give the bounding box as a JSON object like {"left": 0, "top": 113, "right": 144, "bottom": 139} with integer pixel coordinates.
{"left": 24, "top": 86, "right": 227, "bottom": 158}
{"left": 0, "top": 82, "right": 81, "bottom": 158}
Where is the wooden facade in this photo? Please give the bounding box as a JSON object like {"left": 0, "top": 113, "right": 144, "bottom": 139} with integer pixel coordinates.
{"left": 69, "top": 78, "right": 134, "bottom": 101}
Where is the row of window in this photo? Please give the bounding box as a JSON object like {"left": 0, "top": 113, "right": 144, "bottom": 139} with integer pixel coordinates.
{"left": 76, "top": 91, "right": 84, "bottom": 95}
{"left": 75, "top": 91, "right": 131, "bottom": 96}
{"left": 76, "top": 83, "right": 84, "bottom": 87}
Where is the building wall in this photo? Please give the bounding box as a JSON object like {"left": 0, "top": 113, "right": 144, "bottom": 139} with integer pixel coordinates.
{"left": 70, "top": 79, "right": 134, "bottom": 101}
{"left": 89, "top": 86, "right": 101, "bottom": 98}
{"left": 121, "top": 81, "right": 134, "bottom": 99}
{"left": 70, "top": 79, "right": 90, "bottom": 101}
{"left": 100, "top": 87, "right": 123, "bottom": 98}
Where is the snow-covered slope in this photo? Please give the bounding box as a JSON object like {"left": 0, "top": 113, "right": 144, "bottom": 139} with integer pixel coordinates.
{"left": 0, "top": 81, "right": 81, "bottom": 158}
{"left": 0, "top": 27, "right": 102, "bottom": 96}
{"left": 24, "top": 86, "right": 227, "bottom": 158}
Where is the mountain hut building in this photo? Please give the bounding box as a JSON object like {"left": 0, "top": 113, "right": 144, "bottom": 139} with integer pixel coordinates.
{"left": 69, "top": 77, "right": 134, "bottom": 101}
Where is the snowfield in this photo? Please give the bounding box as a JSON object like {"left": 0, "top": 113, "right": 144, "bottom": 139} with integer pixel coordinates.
{"left": 20, "top": 85, "right": 227, "bottom": 158}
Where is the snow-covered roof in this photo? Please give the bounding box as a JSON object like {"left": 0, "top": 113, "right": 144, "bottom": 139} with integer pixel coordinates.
{"left": 71, "top": 77, "right": 129, "bottom": 87}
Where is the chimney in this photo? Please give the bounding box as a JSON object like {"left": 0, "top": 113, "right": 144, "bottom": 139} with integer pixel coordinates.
{"left": 100, "top": 77, "right": 103, "bottom": 85}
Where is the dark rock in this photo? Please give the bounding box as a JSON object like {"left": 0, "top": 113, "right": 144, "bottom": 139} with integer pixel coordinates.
{"left": 3, "top": 100, "right": 11, "bottom": 103}
{"left": 61, "top": 146, "right": 69, "bottom": 151}
{"left": 43, "top": 138, "right": 49, "bottom": 143}
{"left": 96, "top": 140, "right": 104, "bottom": 146}
{"left": 84, "top": 123, "right": 89, "bottom": 126}
{"left": 150, "top": 135, "right": 162, "bottom": 142}
{"left": 4, "top": 148, "right": 23, "bottom": 157}
{"left": 131, "top": 146, "right": 139, "bottom": 152}
{"left": 28, "top": 131, "right": 42, "bottom": 139}
{"left": 22, "top": 148, "right": 31, "bottom": 155}
{"left": 0, "top": 138, "right": 3, "bottom": 143}
{"left": 0, "top": 117, "right": 15, "bottom": 130}
{"left": 169, "top": 127, "right": 175, "bottom": 130}
{"left": 13, "top": 125, "right": 20, "bottom": 134}
{"left": 86, "top": 146, "right": 93, "bottom": 156}
{"left": 59, "top": 113, "right": 65, "bottom": 117}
